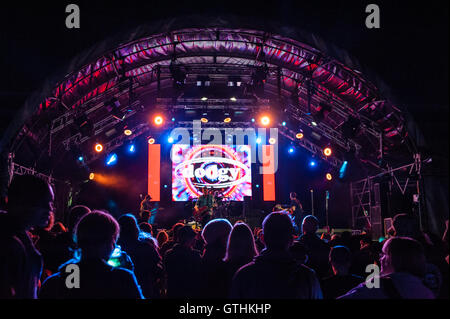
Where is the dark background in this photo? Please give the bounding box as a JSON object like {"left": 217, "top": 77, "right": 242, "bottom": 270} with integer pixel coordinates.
{"left": 0, "top": 1, "right": 448, "bottom": 230}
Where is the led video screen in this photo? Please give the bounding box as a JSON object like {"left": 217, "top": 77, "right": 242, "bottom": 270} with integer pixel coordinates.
{"left": 172, "top": 144, "right": 252, "bottom": 201}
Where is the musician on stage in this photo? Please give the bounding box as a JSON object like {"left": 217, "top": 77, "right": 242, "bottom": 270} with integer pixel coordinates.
{"left": 290, "top": 192, "right": 304, "bottom": 235}
{"left": 194, "top": 188, "right": 216, "bottom": 226}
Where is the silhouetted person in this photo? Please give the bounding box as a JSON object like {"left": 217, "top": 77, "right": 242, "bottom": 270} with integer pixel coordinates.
{"left": 289, "top": 241, "right": 308, "bottom": 265}
{"left": 223, "top": 222, "right": 258, "bottom": 295}
{"left": 231, "top": 212, "right": 322, "bottom": 299}
{"left": 321, "top": 246, "right": 363, "bottom": 299}
{"left": 164, "top": 226, "right": 202, "bottom": 298}
{"left": 349, "top": 234, "right": 378, "bottom": 278}
{"left": 117, "top": 214, "right": 163, "bottom": 299}
{"left": 298, "top": 215, "right": 331, "bottom": 278}
{"left": 159, "top": 222, "right": 184, "bottom": 257}
{"left": 199, "top": 218, "right": 232, "bottom": 298}
{"left": 0, "top": 174, "right": 54, "bottom": 298}
{"left": 39, "top": 211, "right": 143, "bottom": 299}
{"left": 340, "top": 237, "right": 434, "bottom": 299}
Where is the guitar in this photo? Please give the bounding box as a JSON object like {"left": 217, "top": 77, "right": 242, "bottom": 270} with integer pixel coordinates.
{"left": 193, "top": 206, "right": 212, "bottom": 222}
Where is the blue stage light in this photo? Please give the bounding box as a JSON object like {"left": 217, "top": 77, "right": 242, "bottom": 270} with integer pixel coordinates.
{"left": 309, "top": 160, "right": 317, "bottom": 167}
{"left": 168, "top": 137, "right": 174, "bottom": 143}
{"left": 251, "top": 118, "right": 255, "bottom": 123}
{"left": 128, "top": 144, "right": 136, "bottom": 153}
{"left": 171, "top": 117, "right": 175, "bottom": 122}
{"left": 339, "top": 161, "right": 348, "bottom": 179}
{"left": 106, "top": 153, "right": 117, "bottom": 166}
{"left": 288, "top": 147, "right": 295, "bottom": 154}
{"left": 256, "top": 137, "right": 262, "bottom": 144}
{"left": 282, "top": 121, "right": 287, "bottom": 126}
{"left": 77, "top": 156, "right": 84, "bottom": 162}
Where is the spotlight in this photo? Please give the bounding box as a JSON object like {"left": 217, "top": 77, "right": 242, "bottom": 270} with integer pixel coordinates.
{"left": 230, "top": 97, "right": 237, "bottom": 102}
{"left": 309, "top": 160, "right": 317, "bottom": 167}
{"left": 153, "top": 115, "right": 164, "bottom": 126}
{"left": 89, "top": 173, "right": 95, "bottom": 180}
{"left": 148, "top": 138, "right": 155, "bottom": 145}
{"left": 268, "top": 138, "right": 276, "bottom": 145}
{"left": 339, "top": 161, "right": 348, "bottom": 179}
{"left": 95, "top": 143, "right": 103, "bottom": 153}
{"left": 171, "top": 117, "right": 176, "bottom": 122}
{"left": 106, "top": 153, "right": 118, "bottom": 166}
{"left": 311, "top": 121, "right": 318, "bottom": 127}
{"left": 200, "top": 118, "right": 209, "bottom": 123}
{"left": 326, "top": 173, "right": 333, "bottom": 181}
{"left": 288, "top": 147, "right": 295, "bottom": 154}
{"left": 295, "top": 132, "right": 304, "bottom": 139}
{"left": 260, "top": 116, "right": 271, "bottom": 126}
{"left": 323, "top": 147, "right": 332, "bottom": 157}
{"left": 256, "top": 137, "right": 262, "bottom": 144}
{"left": 77, "top": 156, "right": 84, "bottom": 162}
{"left": 251, "top": 118, "right": 255, "bottom": 123}
{"left": 224, "top": 117, "right": 231, "bottom": 123}
{"left": 201, "top": 97, "right": 208, "bottom": 101}
{"left": 128, "top": 144, "right": 136, "bottom": 153}
{"left": 282, "top": 121, "right": 287, "bottom": 126}
{"left": 124, "top": 129, "right": 132, "bottom": 136}
{"left": 168, "top": 137, "right": 174, "bottom": 143}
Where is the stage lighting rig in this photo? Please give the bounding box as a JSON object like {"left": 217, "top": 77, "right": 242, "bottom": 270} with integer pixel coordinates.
{"left": 341, "top": 116, "right": 361, "bottom": 138}
{"left": 73, "top": 113, "right": 94, "bottom": 137}
{"left": 106, "top": 97, "right": 125, "bottom": 121}
{"left": 169, "top": 59, "right": 186, "bottom": 88}
{"left": 312, "top": 102, "right": 332, "bottom": 125}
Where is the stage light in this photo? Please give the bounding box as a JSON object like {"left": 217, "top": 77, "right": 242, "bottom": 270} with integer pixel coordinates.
{"left": 153, "top": 115, "right": 164, "bottom": 126}
{"left": 260, "top": 116, "right": 271, "bottom": 126}
{"left": 200, "top": 117, "right": 208, "bottom": 123}
{"left": 251, "top": 118, "right": 255, "bottom": 123}
{"left": 311, "top": 121, "right": 318, "bottom": 127}
{"left": 326, "top": 173, "right": 333, "bottom": 181}
{"left": 89, "top": 173, "right": 95, "bottom": 180}
{"left": 323, "top": 147, "right": 332, "bottom": 157}
{"left": 201, "top": 97, "right": 208, "bottom": 101}
{"left": 268, "top": 137, "right": 276, "bottom": 145}
{"left": 171, "top": 117, "right": 176, "bottom": 122}
{"left": 224, "top": 117, "right": 232, "bottom": 123}
{"left": 339, "top": 161, "right": 348, "bottom": 179}
{"left": 295, "top": 132, "right": 304, "bottom": 139}
{"left": 256, "top": 137, "right": 262, "bottom": 144}
{"left": 106, "top": 153, "right": 117, "bottom": 166}
{"left": 288, "top": 147, "right": 295, "bottom": 154}
{"left": 168, "top": 137, "right": 174, "bottom": 143}
{"left": 256, "top": 184, "right": 260, "bottom": 188}
{"left": 230, "top": 97, "right": 237, "bottom": 102}
{"left": 309, "top": 160, "right": 317, "bottom": 167}
{"left": 282, "top": 121, "right": 287, "bottom": 126}
{"left": 78, "top": 156, "right": 84, "bottom": 162}
{"left": 124, "top": 129, "right": 132, "bottom": 136}
{"left": 148, "top": 138, "right": 155, "bottom": 144}
{"left": 128, "top": 144, "right": 136, "bottom": 153}
{"left": 95, "top": 143, "right": 103, "bottom": 153}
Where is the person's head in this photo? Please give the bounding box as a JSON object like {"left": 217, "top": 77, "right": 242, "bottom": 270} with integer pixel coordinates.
{"left": 171, "top": 222, "right": 185, "bottom": 242}
{"left": 202, "top": 218, "right": 232, "bottom": 248}
{"left": 156, "top": 230, "right": 169, "bottom": 247}
{"left": 392, "top": 214, "right": 421, "bottom": 238}
{"left": 141, "top": 210, "right": 151, "bottom": 222}
{"left": 67, "top": 205, "right": 91, "bottom": 233}
{"left": 380, "top": 237, "right": 426, "bottom": 277}
{"left": 289, "top": 192, "right": 297, "bottom": 200}
{"left": 117, "top": 214, "right": 140, "bottom": 242}
{"left": 178, "top": 225, "right": 197, "bottom": 247}
{"left": 329, "top": 245, "right": 352, "bottom": 275}
{"left": 289, "top": 241, "right": 308, "bottom": 264}
{"left": 302, "top": 215, "right": 319, "bottom": 235}
{"left": 360, "top": 234, "right": 372, "bottom": 248}
{"left": 262, "top": 212, "right": 294, "bottom": 251}
{"left": 139, "top": 222, "right": 153, "bottom": 235}
{"left": 7, "top": 174, "right": 54, "bottom": 229}
{"left": 74, "top": 210, "right": 120, "bottom": 260}
{"left": 224, "top": 222, "right": 258, "bottom": 263}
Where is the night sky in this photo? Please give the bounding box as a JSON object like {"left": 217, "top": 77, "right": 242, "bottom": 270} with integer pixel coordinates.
{"left": 1, "top": 0, "right": 448, "bottom": 159}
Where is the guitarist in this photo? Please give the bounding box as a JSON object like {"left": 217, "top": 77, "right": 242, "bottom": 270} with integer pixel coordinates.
{"left": 194, "top": 188, "right": 216, "bottom": 226}
{"left": 290, "top": 192, "right": 304, "bottom": 235}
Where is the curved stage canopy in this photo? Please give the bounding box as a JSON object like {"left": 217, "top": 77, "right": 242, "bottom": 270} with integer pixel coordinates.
{"left": 1, "top": 18, "right": 416, "bottom": 181}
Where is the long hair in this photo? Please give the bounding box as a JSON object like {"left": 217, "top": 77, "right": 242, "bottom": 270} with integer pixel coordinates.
{"left": 224, "top": 222, "right": 258, "bottom": 264}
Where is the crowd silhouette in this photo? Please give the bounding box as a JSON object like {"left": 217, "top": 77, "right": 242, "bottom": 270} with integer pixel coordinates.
{"left": 0, "top": 175, "right": 448, "bottom": 299}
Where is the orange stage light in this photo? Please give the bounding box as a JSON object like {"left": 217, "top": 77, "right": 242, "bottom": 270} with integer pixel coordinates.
{"left": 323, "top": 147, "right": 332, "bottom": 157}
{"left": 94, "top": 143, "right": 103, "bottom": 153}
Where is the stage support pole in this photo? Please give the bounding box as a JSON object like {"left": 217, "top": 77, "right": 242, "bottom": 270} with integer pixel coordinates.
{"left": 310, "top": 189, "right": 314, "bottom": 216}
